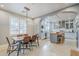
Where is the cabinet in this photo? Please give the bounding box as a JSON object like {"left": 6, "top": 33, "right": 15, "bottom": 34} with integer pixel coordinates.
{"left": 59, "top": 20, "right": 74, "bottom": 30}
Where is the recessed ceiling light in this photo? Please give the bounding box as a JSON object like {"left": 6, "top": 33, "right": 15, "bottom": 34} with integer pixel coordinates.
{"left": 0, "top": 5, "right": 5, "bottom": 8}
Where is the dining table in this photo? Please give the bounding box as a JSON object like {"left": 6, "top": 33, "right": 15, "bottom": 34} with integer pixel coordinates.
{"left": 12, "top": 36, "right": 24, "bottom": 56}
{"left": 11, "top": 35, "right": 37, "bottom": 56}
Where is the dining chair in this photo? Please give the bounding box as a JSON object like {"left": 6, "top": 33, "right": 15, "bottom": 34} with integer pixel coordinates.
{"left": 6, "top": 37, "right": 19, "bottom": 56}
{"left": 22, "top": 36, "right": 31, "bottom": 54}
{"left": 30, "top": 34, "right": 39, "bottom": 47}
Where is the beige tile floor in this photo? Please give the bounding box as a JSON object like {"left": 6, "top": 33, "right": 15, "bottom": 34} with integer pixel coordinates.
{"left": 0, "top": 39, "right": 76, "bottom": 56}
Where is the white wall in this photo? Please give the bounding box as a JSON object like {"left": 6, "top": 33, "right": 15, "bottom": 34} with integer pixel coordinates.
{"left": 33, "top": 18, "right": 41, "bottom": 34}
{"left": 0, "top": 10, "right": 9, "bottom": 45}
{"left": 0, "top": 10, "right": 33, "bottom": 45}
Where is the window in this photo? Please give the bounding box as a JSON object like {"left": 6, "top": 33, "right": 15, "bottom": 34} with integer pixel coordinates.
{"left": 9, "top": 15, "right": 27, "bottom": 35}
{"left": 19, "top": 17, "right": 27, "bottom": 34}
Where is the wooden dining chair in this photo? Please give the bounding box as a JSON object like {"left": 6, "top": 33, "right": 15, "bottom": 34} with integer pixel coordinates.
{"left": 23, "top": 36, "right": 30, "bottom": 47}
{"left": 30, "top": 34, "right": 39, "bottom": 47}
{"left": 6, "top": 37, "right": 19, "bottom": 56}
{"left": 22, "top": 36, "right": 31, "bottom": 54}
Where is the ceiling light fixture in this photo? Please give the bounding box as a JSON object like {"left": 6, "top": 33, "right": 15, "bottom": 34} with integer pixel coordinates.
{"left": 24, "top": 7, "right": 30, "bottom": 11}
{"left": 23, "top": 6, "right": 30, "bottom": 17}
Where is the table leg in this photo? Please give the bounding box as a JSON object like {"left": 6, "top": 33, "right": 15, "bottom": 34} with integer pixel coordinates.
{"left": 17, "top": 41, "right": 21, "bottom": 56}
{"left": 37, "top": 37, "right": 39, "bottom": 46}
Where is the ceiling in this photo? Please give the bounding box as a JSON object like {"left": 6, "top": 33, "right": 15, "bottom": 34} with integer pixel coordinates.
{"left": 0, "top": 3, "right": 76, "bottom": 18}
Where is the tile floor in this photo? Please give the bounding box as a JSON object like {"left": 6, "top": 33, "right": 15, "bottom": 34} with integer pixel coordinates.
{"left": 0, "top": 39, "right": 76, "bottom": 56}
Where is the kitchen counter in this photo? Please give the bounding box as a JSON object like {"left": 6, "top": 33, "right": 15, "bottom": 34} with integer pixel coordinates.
{"left": 71, "top": 48, "right": 79, "bottom": 56}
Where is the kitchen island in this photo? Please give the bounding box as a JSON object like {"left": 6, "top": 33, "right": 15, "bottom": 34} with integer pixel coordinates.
{"left": 50, "top": 32, "right": 64, "bottom": 44}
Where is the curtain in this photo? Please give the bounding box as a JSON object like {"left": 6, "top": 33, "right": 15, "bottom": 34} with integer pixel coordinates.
{"left": 9, "top": 14, "right": 27, "bottom": 35}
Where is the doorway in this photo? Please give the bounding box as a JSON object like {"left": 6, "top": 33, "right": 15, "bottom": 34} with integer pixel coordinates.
{"left": 40, "top": 17, "right": 51, "bottom": 40}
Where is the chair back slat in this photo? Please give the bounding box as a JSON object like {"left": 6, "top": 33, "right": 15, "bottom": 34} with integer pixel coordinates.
{"left": 6, "top": 37, "right": 11, "bottom": 47}
{"left": 31, "top": 34, "right": 37, "bottom": 41}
